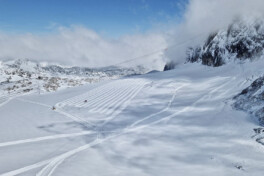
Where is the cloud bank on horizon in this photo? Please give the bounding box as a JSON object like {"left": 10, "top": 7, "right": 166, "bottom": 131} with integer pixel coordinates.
{"left": 0, "top": 27, "right": 166, "bottom": 70}
{"left": 1, "top": 0, "right": 264, "bottom": 69}
{"left": 165, "top": 0, "right": 264, "bottom": 64}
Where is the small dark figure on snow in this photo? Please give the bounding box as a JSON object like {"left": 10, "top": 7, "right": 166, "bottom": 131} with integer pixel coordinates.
{"left": 52, "top": 106, "right": 56, "bottom": 110}
{"left": 84, "top": 100, "right": 88, "bottom": 103}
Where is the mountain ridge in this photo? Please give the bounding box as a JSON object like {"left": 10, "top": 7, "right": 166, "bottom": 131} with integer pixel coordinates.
{"left": 0, "top": 59, "right": 147, "bottom": 97}
{"left": 187, "top": 18, "right": 264, "bottom": 66}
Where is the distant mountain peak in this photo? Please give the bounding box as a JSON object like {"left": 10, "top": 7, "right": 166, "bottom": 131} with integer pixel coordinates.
{"left": 0, "top": 59, "right": 147, "bottom": 95}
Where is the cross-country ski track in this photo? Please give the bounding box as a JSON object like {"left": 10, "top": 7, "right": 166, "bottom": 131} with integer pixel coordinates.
{"left": 0, "top": 76, "right": 233, "bottom": 176}
{"left": 2, "top": 63, "right": 264, "bottom": 176}
{"left": 0, "top": 81, "right": 186, "bottom": 176}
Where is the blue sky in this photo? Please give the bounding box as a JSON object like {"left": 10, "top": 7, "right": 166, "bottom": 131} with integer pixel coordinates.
{"left": 0, "top": 0, "right": 187, "bottom": 37}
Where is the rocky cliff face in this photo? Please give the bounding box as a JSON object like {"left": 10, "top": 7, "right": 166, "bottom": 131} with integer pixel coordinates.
{"left": 187, "top": 19, "right": 264, "bottom": 66}
{"left": 183, "top": 18, "right": 264, "bottom": 126}
{"left": 234, "top": 76, "right": 264, "bottom": 125}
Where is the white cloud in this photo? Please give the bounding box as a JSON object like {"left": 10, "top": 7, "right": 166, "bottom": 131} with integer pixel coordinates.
{"left": 2, "top": 0, "right": 264, "bottom": 70}
{"left": 0, "top": 26, "right": 167, "bottom": 70}
{"left": 165, "top": 0, "right": 264, "bottom": 64}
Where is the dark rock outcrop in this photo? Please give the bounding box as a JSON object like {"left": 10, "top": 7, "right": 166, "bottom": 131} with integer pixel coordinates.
{"left": 187, "top": 19, "right": 264, "bottom": 67}
{"left": 234, "top": 76, "right": 264, "bottom": 125}
{"left": 163, "top": 61, "right": 176, "bottom": 71}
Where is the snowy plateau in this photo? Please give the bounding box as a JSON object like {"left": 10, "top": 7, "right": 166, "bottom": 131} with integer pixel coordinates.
{"left": 2, "top": 19, "right": 264, "bottom": 176}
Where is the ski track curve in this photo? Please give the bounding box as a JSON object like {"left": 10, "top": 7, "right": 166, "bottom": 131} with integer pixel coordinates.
{"left": 33, "top": 82, "right": 190, "bottom": 176}
{"left": 56, "top": 79, "right": 148, "bottom": 117}
{"left": 1, "top": 77, "right": 235, "bottom": 176}
{"left": 0, "top": 158, "right": 54, "bottom": 176}
{"left": 35, "top": 138, "right": 108, "bottom": 176}
{"left": 129, "top": 83, "right": 187, "bottom": 128}
{"left": 2, "top": 80, "right": 184, "bottom": 176}
{"left": 100, "top": 82, "right": 153, "bottom": 126}
{"left": 1, "top": 79, "right": 149, "bottom": 176}
{"left": 0, "top": 131, "right": 94, "bottom": 148}
{"left": 126, "top": 77, "right": 236, "bottom": 131}
{"left": 16, "top": 98, "right": 96, "bottom": 128}
{"left": 0, "top": 90, "right": 36, "bottom": 107}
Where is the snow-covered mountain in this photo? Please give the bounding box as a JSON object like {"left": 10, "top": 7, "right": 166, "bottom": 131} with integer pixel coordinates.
{"left": 0, "top": 59, "right": 147, "bottom": 96}
{"left": 187, "top": 18, "right": 264, "bottom": 66}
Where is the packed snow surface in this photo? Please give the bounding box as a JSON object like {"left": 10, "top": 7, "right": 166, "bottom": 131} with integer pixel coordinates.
{"left": 1, "top": 60, "right": 264, "bottom": 176}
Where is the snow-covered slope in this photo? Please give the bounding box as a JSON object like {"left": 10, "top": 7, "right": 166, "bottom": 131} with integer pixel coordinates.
{"left": 1, "top": 58, "right": 264, "bottom": 176}
{"left": 2, "top": 17, "right": 264, "bottom": 176}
